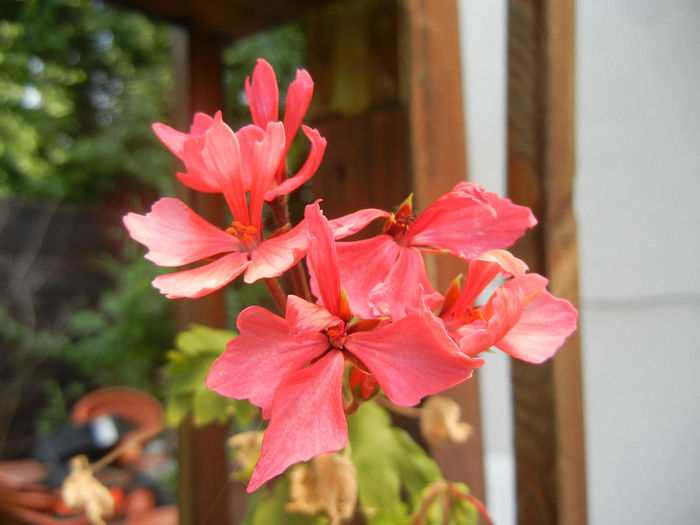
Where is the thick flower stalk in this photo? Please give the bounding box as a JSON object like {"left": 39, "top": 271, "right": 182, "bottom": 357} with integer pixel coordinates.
{"left": 334, "top": 182, "right": 537, "bottom": 320}
{"left": 123, "top": 114, "right": 309, "bottom": 298}
{"left": 438, "top": 250, "right": 578, "bottom": 363}
{"left": 206, "top": 203, "right": 481, "bottom": 492}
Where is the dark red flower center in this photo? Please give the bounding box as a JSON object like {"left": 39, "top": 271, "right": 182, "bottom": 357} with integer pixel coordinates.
{"left": 326, "top": 323, "right": 347, "bottom": 350}
{"left": 383, "top": 200, "right": 414, "bottom": 241}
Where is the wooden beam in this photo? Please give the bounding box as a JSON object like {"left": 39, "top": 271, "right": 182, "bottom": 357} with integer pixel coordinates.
{"left": 506, "top": 0, "right": 588, "bottom": 523}
{"left": 171, "top": 28, "right": 230, "bottom": 525}
{"left": 306, "top": 0, "right": 485, "bottom": 502}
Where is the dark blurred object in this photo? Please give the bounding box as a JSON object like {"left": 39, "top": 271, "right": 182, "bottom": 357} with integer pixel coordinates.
{"left": 0, "top": 388, "right": 175, "bottom": 524}
{"left": 34, "top": 415, "right": 131, "bottom": 487}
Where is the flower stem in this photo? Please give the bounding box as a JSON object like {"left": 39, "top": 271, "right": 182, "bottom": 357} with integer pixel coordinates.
{"left": 268, "top": 195, "right": 312, "bottom": 302}
{"left": 269, "top": 195, "right": 290, "bottom": 229}
{"left": 412, "top": 482, "right": 444, "bottom": 525}
{"left": 448, "top": 483, "right": 495, "bottom": 525}
{"left": 264, "top": 277, "right": 287, "bottom": 314}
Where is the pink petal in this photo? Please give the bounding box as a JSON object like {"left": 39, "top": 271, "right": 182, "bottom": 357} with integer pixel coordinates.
{"left": 305, "top": 203, "right": 342, "bottom": 317}
{"left": 408, "top": 182, "right": 536, "bottom": 259}
{"left": 282, "top": 68, "right": 313, "bottom": 152}
{"left": 455, "top": 323, "right": 493, "bottom": 357}
{"left": 367, "top": 245, "right": 441, "bottom": 320}
{"left": 495, "top": 282, "right": 578, "bottom": 364}
{"left": 235, "top": 124, "right": 267, "bottom": 191}
{"left": 123, "top": 198, "right": 240, "bottom": 266}
{"left": 247, "top": 351, "right": 347, "bottom": 492}
{"left": 207, "top": 306, "right": 329, "bottom": 418}
{"left": 248, "top": 122, "right": 286, "bottom": 233}
{"left": 328, "top": 208, "right": 390, "bottom": 239}
{"left": 286, "top": 295, "right": 340, "bottom": 337}
{"left": 200, "top": 113, "right": 248, "bottom": 225}
{"left": 175, "top": 170, "right": 221, "bottom": 193}
{"left": 346, "top": 314, "right": 476, "bottom": 407}
{"left": 245, "top": 58, "right": 279, "bottom": 127}
{"left": 264, "top": 126, "right": 327, "bottom": 201}
{"left": 244, "top": 221, "right": 308, "bottom": 283}
{"left": 152, "top": 251, "right": 250, "bottom": 299}
{"left": 333, "top": 235, "right": 397, "bottom": 319}
{"left": 152, "top": 122, "right": 189, "bottom": 159}
{"left": 151, "top": 113, "right": 213, "bottom": 159}
{"left": 153, "top": 114, "right": 220, "bottom": 193}
{"left": 191, "top": 112, "right": 214, "bottom": 134}
{"left": 449, "top": 250, "right": 528, "bottom": 315}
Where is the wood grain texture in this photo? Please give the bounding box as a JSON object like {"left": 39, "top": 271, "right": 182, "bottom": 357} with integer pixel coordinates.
{"left": 507, "top": 0, "right": 588, "bottom": 523}
{"left": 171, "top": 30, "right": 231, "bottom": 525}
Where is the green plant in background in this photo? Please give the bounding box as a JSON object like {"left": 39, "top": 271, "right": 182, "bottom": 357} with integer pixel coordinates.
{"left": 0, "top": 0, "right": 174, "bottom": 201}
{"left": 163, "top": 324, "right": 257, "bottom": 428}
{"left": 59, "top": 243, "right": 175, "bottom": 392}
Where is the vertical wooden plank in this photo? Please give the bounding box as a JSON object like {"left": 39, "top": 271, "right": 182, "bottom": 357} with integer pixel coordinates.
{"left": 306, "top": 0, "right": 410, "bottom": 214}
{"left": 171, "top": 28, "right": 230, "bottom": 525}
{"left": 506, "top": 0, "right": 588, "bottom": 523}
{"left": 403, "top": 0, "right": 486, "bottom": 503}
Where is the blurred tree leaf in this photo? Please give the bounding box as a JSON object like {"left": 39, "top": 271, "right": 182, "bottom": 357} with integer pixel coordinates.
{"left": 0, "top": 0, "right": 174, "bottom": 202}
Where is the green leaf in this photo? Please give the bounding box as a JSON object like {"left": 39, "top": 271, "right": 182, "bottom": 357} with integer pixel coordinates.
{"left": 175, "top": 324, "right": 235, "bottom": 356}
{"left": 163, "top": 324, "right": 255, "bottom": 427}
{"left": 348, "top": 402, "right": 442, "bottom": 524}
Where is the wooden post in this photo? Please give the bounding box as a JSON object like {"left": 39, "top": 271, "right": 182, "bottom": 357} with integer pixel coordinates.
{"left": 172, "top": 28, "right": 230, "bottom": 525}
{"left": 306, "top": 0, "right": 485, "bottom": 501}
{"left": 506, "top": 0, "right": 588, "bottom": 523}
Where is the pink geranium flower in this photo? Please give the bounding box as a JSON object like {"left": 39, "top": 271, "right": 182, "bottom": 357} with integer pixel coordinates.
{"left": 151, "top": 59, "right": 325, "bottom": 200}
{"left": 439, "top": 250, "right": 578, "bottom": 363}
{"left": 206, "top": 203, "right": 479, "bottom": 492}
{"left": 334, "top": 182, "right": 537, "bottom": 320}
{"left": 123, "top": 114, "right": 309, "bottom": 298}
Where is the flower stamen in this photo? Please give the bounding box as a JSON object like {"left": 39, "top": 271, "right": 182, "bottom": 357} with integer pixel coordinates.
{"left": 226, "top": 220, "right": 258, "bottom": 242}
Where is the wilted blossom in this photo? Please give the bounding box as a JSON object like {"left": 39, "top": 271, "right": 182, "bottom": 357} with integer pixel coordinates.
{"left": 286, "top": 452, "right": 357, "bottom": 524}
{"left": 61, "top": 456, "right": 114, "bottom": 525}
{"left": 419, "top": 396, "right": 473, "bottom": 446}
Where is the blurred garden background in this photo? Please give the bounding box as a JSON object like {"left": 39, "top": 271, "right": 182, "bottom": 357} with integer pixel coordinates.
{"left": 2, "top": 0, "right": 699, "bottom": 524}
{"left": 0, "top": 0, "right": 302, "bottom": 464}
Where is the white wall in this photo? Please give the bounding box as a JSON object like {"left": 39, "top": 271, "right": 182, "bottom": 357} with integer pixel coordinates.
{"left": 458, "top": 0, "right": 700, "bottom": 523}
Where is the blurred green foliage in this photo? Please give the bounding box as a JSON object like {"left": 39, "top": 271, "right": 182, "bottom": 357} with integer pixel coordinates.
{"left": 0, "top": 0, "right": 174, "bottom": 201}
{"left": 163, "top": 324, "right": 258, "bottom": 428}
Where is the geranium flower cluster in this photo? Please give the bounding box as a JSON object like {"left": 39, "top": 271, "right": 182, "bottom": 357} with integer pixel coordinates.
{"left": 124, "top": 59, "right": 578, "bottom": 493}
